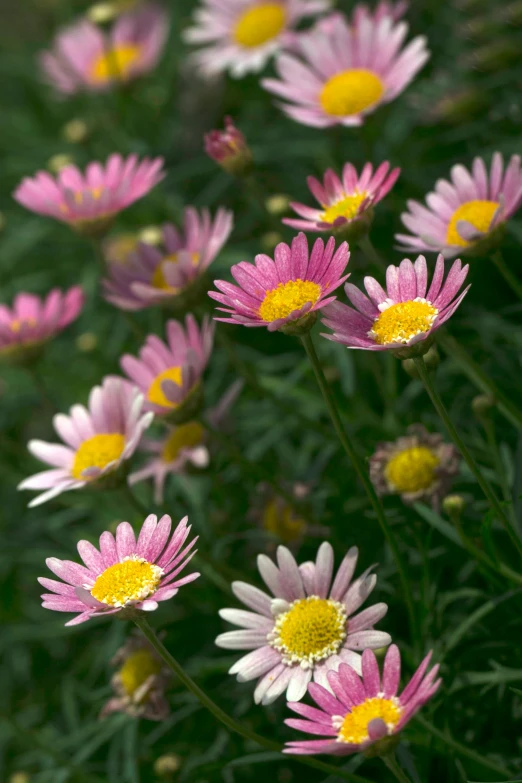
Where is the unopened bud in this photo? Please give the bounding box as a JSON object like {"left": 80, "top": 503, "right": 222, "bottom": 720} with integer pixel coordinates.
{"left": 204, "top": 117, "right": 252, "bottom": 176}
{"left": 401, "top": 345, "right": 439, "bottom": 377}
{"left": 442, "top": 494, "right": 466, "bottom": 522}
{"left": 265, "top": 194, "right": 290, "bottom": 215}
{"left": 154, "top": 753, "right": 182, "bottom": 778}
{"left": 139, "top": 225, "right": 163, "bottom": 246}
{"left": 9, "top": 774, "right": 30, "bottom": 783}
{"left": 63, "top": 119, "right": 89, "bottom": 144}
{"left": 261, "top": 231, "right": 282, "bottom": 252}
{"left": 471, "top": 394, "right": 496, "bottom": 418}
{"left": 86, "top": 2, "right": 119, "bottom": 24}
{"left": 48, "top": 154, "right": 74, "bottom": 174}
{"left": 76, "top": 332, "right": 98, "bottom": 352}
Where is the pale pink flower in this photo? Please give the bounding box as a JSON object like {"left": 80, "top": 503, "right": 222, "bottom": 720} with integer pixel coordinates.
{"left": 39, "top": 3, "right": 169, "bottom": 95}
{"left": 39, "top": 514, "right": 199, "bottom": 626}
{"left": 18, "top": 377, "right": 153, "bottom": 507}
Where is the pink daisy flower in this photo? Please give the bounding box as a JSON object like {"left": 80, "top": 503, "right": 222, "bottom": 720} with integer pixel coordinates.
{"left": 216, "top": 542, "right": 391, "bottom": 705}
{"left": 0, "top": 286, "right": 84, "bottom": 361}
{"left": 120, "top": 315, "right": 214, "bottom": 417}
{"left": 103, "top": 208, "right": 234, "bottom": 311}
{"left": 183, "top": 0, "right": 330, "bottom": 78}
{"left": 284, "top": 162, "right": 400, "bottom": 236}
{"left": 321, "top": 255, "right": 470, "bottom": 357}
{"left": 262, "top": 10, "right": 429, "bottom": 127}
{"left": 284, "top": 644, "right": 441, "bottom": 756}
{"left": 39, "top": 514, "right": 199, "bottom": 626}
{"left": 209, "top": 232, "right": 350, "bottom": 333}
{"left": 204, "top": 117, "right": 252, "bottom": 176}
{"left": 13, "top": 154, "right": 165, "bottom": 237}
{"left": 39, "top": 3, "right": 169, "bottom": 95}
{"left": 396, "top": 153, "right": 522, "bottom": 258}
{"left": 18, "top": 377, "right": 153, "bottom": 507}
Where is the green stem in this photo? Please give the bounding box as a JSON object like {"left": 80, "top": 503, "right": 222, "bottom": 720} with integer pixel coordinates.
{"left": 300, "top": 332, "right": 418, "bottom": 646}
{"left": 122, "top": 483, "right": 148, "bottom": 519}
{"left": 413, "top": 356, "right": 522, "bottom": 558}
{"left": 492, "top": 249, "right": 522, "bottom": 301}
{"left": 133, "top": 616, "right": 371, "bottom": 783}
{"left": 382, "top": 754, "right": 413, "bottom": 783}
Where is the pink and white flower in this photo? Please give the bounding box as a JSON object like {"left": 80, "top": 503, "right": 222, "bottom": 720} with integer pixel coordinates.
{"left": 103, "top": 208, "right": 233, "bottom": 311}
{"left": 120, "top": 315, "right": 214, "bottom": 416}
{"left": 322, "top": 255, "right": 470, "bottom": 354}
{"left": 39, "top": 3, "right": 169, "bottom": 95}
{"left": 396, "top": 154, "right": 522, "bottom": 258}
{"left": 284, "top": 645, "right": 441, "bottom": 755}
{"left": 209, "top": 232, "right": 350, "bottom": 332}
{"left": 262, "top": 10, "right": 429, "bottom": 127}
{"left": 284, "top": 162, "right": 400, "bottom": 234}
{"left": 18, "top": 377, "right": 153, "bottom": 507}
{"left": 216, "top": 542, "right": 391, "bottom": 705}
{"left": 39, "top": 514, "right": 199, "bottom": 626}
{"left": 183, "top": 0, "right": 330, "bottom": 78}
{"left": 13, "top": 154, "right": 165, "bottom": 236}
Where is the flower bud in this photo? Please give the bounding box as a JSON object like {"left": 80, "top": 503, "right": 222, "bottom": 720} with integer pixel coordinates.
{"left": 471, "top": 394, "right": 496, "bottom": 418}
{"left": 9, "top": 774, "right": 30, "bottom": 783}
{"left": 399, "top": 341, "right": 438, "bottom": 367}
{"left": 154, "top": 753, "right": 182, "bottom": 778}
{"left": 48, "top": 154, "right": 74, "bottom": 174}
{"left": 261, "top": 231, "right": 283, "bottom": 252}
{"left": 63, "top": 119, "right": 89, "bottom": 144}
{"left": 265, "top": 194, "right": 290, "bottom": 215}
{"left": 442, "top": 494, "right": 466, "bottom": 522}
{"left": 86, "top": 2, "right": 119, "bottom": 24}
{"left": 204, "top": 117, "right": 252, "bottom": 176}
{"left": 139, "top": 225, "right": 163, "bottom": 246}
{"left": 76, "top": 332, "right": 98, "bottom": 352}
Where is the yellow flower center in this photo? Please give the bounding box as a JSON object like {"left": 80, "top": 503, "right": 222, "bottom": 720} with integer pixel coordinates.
{"left": 119, "top": 649, "right": 162, "bottom": 697}
{"left": 90, "top": 555, "right": 163, "bottom": 607}
{"left": 151, "top": 252, "right": 199, "bottom": 291}
{"left": 259, "top": 279, "right": 321, "bottom": 323}
{"left": 337, "top": 697, "right": 402, "bottom": 744}
{"left": 106, "top": 234, "right": 139, "bottom": 265}
{"left": 321, "top": 192, "right": 368, "bottom": 224}
{"left": 319, "top": 69, "right": 384, "bottom": 117}
{"left": 370, "top": 300, "right": 438, "bottom": 345}
{"left": 262, "top": 499, "right": 305, "bottom": 543}
{"left": 72, "top": 433, "right": 125, "bottom": 480}
{"left": 233, "top": 3, "right": 286, "bottom": 47}
{"left": 147, "top": 367, "right": 183, "bottom": 408}
{"left": 446, "top": 200, "right": 499, "bottom": 247}
{"left": 162, "top": 421, "right": 205, "bottom": 462}
{"left": 385, "top": 445, "right": 440, "bottom": 494}
{"left": 90, "top": 44, "right": 142, "bottom": 84}
{"left": 270, "top": 596, "right": 347, "bottom": 666}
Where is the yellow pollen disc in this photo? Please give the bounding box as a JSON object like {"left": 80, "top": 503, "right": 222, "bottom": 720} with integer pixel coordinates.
{"left": 337, "top": 697, "right": 402, "bottom": 744}
{"left": 90, "top": 44, "right": 142, "bottom": 84}
{"left": 262, "top": 499, "right": 305, "bottom": 543}
{"left": 320, "top": 69, "right": 384, "bottom": 117}
{"left": 162, "top": 421, "right": 205, "bottom": 462}
{"left": 446, "top": 200, "right": 499, "bottom": 247}
{"left": 259, "top": 279, "right": 321, "bottom": 323}
{"left": 91, "top": 556, "right": 163, "bottom": 607}
{"left": 270, "top": 596, "right": 347, "bottom": 666}
{"left": 119, "top": 649, "right": 162, "bottom": 697}
{"left": 321, "top": 192, "right": 368, "bottom": 224}
{"left": 151, "top": 252, "right": 199, "bottom": 291}
{"left": 370, "top": 300, "right": 438, "bottom": 345}
{"left": 72, "top": 433, "right": 125, "bottom": 480}
{"left": 147, "top": 367, "right": 183, "bottom": 408}
{"left": 233, "top": 3, "right": 286, "bottom": 47}
{"left": 385, "top": 445, "right": 440, "bottom": 494}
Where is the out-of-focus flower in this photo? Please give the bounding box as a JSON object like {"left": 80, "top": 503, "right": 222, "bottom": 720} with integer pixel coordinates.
{"left": 266, "top": 194, "right": 290, "bottom": 215}
{"left": 184, "top": 0, "right": 330, "bottom": 78}
{"left": 104, "top": 233, "right": 140, "bottom": 265}
{"left": 204, "top": 117, "right": 252, "bottom": 176}
{"left": 39, "top": 514, "right": 199, "bottom": 625}
{"left": 210, "top": 232, "right": 350, "bottom": 334}
{"left": 262, "top": 11, "right": 428, "bottom": 127}
{"left": 321, "top": 255, "right": 470, "bottom": 358}
{"left": 103, "top": 208, "right": 233, "bottom": 311}
{"left": 48, "top": 154, "right": 75, "bottom": 174}
{"left": 370, "top": 425, "right": 460, "bottom": 508}
{"left": 154, "top": 754, "right": 183, "bottom": 778}
{"left": 101, "top": 634, "right": 170, "bottom": 719}
{"left": 14, "top": 154, "right": 165, "bottom": 238}
{"left": 251, "top": 482, "right": 327, "bottom": 550}
{"left": 19, "top": 377, "right": 153, "bottom": 507}
{"left": 216, "top": 542, "right": 391, "bottom": 704}
{"left": 284, "top": 162, "right": 400, "bottom": 240}
{"left": 120, "top": 315, "right": 214, "bottom": 420}
{"left": 39, "top": 3, "right": 169, "bottom": 95}
{"left": 139, "top": 225, "right": 164, "bottom": 245}
{"left": 76, "top": 332, "right": 98, "bottom": 352}
{"left": 0, "top": 287, "right": 84, "bottom": 365}
{"left": 284, "top": 645, "right": 441, "bottom": 756}
{"left": 397, "top": 154, "right": 522, "bottom": 258}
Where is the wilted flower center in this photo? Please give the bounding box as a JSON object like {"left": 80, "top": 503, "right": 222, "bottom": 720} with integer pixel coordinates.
{"left": 446, "top": 200, "right": 499, "bottom": 247}
{"left": 233, "top": 3, "right": 286, "bottom": 47}
{"left": 148, "top": 367, "right": 183, "bottom": 408}
{"left": 151, "top": 252, "right": 199, "bottom": 291}
{"left": 72, "top": 433, "right": 125, "bottom": 480}
{"left": 336, "top": 697, "right": 402, "bottom": 744}
{"left": 370, "top": 300, "right": 438, "bottom": 345}
{"left": 162, "top": 421, "right": 205, "bottom": 462}
{"left": 270, "top": 596, "right": 347, "bottom": 666}
{"left": 385, "top": 446, "right": 440, "bottom": 493}
{"left": 90, "top": 45, "right": 142, "bottom": 84}
{"left": 119, "top": 649, "right": 162, "bottom": 697}
{"left": 262, "top": 499, "right": 305, "bottom": 542}
{"left": 259, "top": 279, "right": 321, "bottom": 323}
{"left": 320, "top": 69, "right": 384, "bottom": 117}
{"left": 90, "top": 555, "right": 163, "bottom": 607}
{"left": 321, "top": 192, "right": 368, "bottom": 223}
